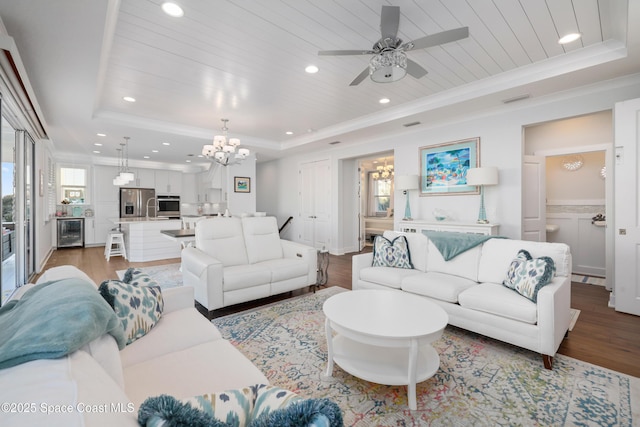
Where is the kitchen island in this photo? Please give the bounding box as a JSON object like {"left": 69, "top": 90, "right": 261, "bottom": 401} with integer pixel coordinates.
{"left": 110, "top": 218, "right": 182, "bottom": 262}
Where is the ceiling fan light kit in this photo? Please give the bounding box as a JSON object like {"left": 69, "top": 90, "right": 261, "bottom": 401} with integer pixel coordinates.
{"left": 370, "top": 50, "right": 407, "bottom": 83}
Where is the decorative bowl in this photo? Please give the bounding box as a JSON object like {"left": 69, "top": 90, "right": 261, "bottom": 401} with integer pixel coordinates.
{"left": 433, "top": 209, "right": 448, "bottom": 221}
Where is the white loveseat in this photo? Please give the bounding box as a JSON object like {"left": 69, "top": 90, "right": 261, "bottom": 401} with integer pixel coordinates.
{"left": 352, "top": 231, "right": 572, "bottom": 369}
{"left": 181, "top": 216, "right": 318, "bottom": 312}
{"left": 0, "top": 266, "right": 268, "bottom": 427}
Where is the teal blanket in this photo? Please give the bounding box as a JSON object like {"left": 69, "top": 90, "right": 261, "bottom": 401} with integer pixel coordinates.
{"left": 0, "top": 278, "right": 126, "bottom": 370}
{"left": 423, "top": 231, "right": 504, "bottom": 261}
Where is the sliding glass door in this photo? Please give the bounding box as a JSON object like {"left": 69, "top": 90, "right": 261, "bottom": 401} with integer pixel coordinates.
{"left": 0, "top": 115, "right": 35, "bottom": 305}
{"left": 1, "top": 113, "right": 17, "bottom": 304}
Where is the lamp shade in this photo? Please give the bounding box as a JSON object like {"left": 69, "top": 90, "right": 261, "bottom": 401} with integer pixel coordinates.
{"left": 395, "top": 175, "right": 419, "bottom": 191}
{"left": 466, "top": 167, "right": 498, "bottom": 186}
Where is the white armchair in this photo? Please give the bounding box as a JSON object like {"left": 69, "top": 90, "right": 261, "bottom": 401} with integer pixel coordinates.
{"left": 181, "top": 216, "right": 317, "bottom": 312}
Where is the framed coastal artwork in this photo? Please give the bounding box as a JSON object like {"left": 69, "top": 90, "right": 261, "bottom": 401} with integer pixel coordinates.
{"left": 234, "top": 176, "right": 251, "bottom": 193}
{"left": 419, "top": 137, "right": 480, "bottom": 196}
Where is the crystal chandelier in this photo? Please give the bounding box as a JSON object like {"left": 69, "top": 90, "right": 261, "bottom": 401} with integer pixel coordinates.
{"left": 202, "top": 119, "right": 250, "bottom": 166}
{"left": 372, "top": 159, "right": 394, "bottom": 181}
{"left": 113, "top": 137, "right": 135, "bottom": 186}
{"left": 370, "top": 50, "right": 407, "bottom": 83}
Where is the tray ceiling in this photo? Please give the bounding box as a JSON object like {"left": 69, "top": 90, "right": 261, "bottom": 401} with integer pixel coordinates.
{"left": 0, "top": 0, "right": 635, "bottom": 168}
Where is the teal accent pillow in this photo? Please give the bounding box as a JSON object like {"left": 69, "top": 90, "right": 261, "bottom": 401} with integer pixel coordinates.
{"left": 98, "top": 278, "right": 163, "bottom": 345}
{"left": 138, "top": 384, "right": 343, "bottom": 427}
{"left": 180, "top": 385, "right": 258, "bottom": 427}
{"left": 250, "top": 398, "right": 343, "bottom": 427}
{"left": 503, "top": 249, "right": 556, "bottom": 302}
{"left": 372, "top": 235, "right": 413, "bottom": 269}
{"left": 123, "top": 267, "right": 157, "bottom": 287}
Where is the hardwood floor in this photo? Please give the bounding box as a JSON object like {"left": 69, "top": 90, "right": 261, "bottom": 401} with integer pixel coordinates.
{"left": 39, "top": 246, "right": 640, "bottom": 378}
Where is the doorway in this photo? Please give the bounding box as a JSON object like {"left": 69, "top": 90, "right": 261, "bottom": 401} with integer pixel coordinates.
{"left": 357, "top": 153, "right": 394, "bottom": 250}
{"left": 523, "top": 111, "right": 614, "bottom": 291}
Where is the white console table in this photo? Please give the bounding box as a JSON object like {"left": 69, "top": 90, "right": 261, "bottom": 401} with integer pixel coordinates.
{"left": 398, "top": 220, "right": 500, "bottom": 236}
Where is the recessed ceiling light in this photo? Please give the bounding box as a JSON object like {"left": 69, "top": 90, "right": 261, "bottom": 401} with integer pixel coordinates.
{"left": 162, "top": 2, "right": 184, "bottom": 17}
{"left": 285, "top": 131, "right": 293, "bottom": 135}
{"left": 123, "top": 96, "right": 136, "bottom": 102}
{"left": 305, "top": 65, "right": 319, "bottom": 74}
{"left": 143, "top": 155, "right": 150, "bottom": 159}
{"left": 162, "top": 142, "right": 170, "bottom": 146}
{"left": 379, "top": 98, "right": 390, "bottom": 104}
{"left": 197, "top": 154, "right": 204, "bottom": 158}
{"left": 558, "top": 33, "right": 581, "bottom": 44}
{"left": 92, "top": 150, "right": 100, "bottom": 154}
{"left": 185, "top": 159, "right": 192, "bottom": 163}
{"left": 152, "top": 150, "right": 159, "bottom": 153}
{"left": 96, "top": 133, "right": 106, "bottom": 137}
{"left": 94, "top": 143, "right": 102, "bottom": 146}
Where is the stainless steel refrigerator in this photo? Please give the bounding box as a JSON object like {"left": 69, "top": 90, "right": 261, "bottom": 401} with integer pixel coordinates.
{"left": 119, "top": 188, "right": 156, "bottom": 218}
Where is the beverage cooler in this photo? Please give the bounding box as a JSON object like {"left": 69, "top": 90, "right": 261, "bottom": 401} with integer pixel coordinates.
{"left": 57, "top": 218, "right": 84, "bottom": 248}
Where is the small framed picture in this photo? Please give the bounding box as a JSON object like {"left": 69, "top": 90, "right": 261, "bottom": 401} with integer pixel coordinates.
{"left": 234, "top": 176, "right": 251, "bottom": 193}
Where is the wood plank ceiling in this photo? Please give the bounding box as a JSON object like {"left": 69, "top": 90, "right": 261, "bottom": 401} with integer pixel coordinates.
{"left": 0, "top": 0, "right": 630, "bottom": 166}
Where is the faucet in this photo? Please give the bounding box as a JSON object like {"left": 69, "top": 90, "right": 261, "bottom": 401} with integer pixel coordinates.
{"left": 146, "top": 197, "right": 157, "bottom": 218}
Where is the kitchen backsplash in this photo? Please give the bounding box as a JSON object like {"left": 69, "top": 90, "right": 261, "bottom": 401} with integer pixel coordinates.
{"left": 55, "top": 205, "right": 94, "bottom": 217}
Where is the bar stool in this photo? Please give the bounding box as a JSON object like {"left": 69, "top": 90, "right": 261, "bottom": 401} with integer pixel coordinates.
{"left": 105, "top": 231, "right": 127, "bottom": 261}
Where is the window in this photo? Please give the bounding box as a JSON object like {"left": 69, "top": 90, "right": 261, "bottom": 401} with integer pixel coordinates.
{"left": 368, "top": 172, "right": 393, "bottom": 216}
{"left": 59, "top": 166, "right": 88, "bottom": 204}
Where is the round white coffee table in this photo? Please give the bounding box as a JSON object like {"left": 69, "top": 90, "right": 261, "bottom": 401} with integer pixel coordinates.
{"left": 323, "top": 290, "right": 448, "bottom": 410}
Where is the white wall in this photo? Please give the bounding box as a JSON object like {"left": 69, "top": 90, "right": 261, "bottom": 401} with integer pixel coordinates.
{"left": 224, "top": 154, "right": 256, "bottom": 215}
{"left": 546, "top": 151, "right": 606, "bottom": 203}
{"left": 258, "top": 74, "right": 640, "bottom": 255}
{"left": 35, "top": 141, "right": 54, "bottom": 272}
{"left": 524, "top": 110, "right": 612, "bottom": 155}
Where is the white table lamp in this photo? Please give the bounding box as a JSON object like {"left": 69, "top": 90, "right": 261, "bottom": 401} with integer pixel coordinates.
{"left": 466, "top": 167, "right": 499, "bottom": 224}
{"left": 395, "top": 175, "right": 419, "bottom": 221}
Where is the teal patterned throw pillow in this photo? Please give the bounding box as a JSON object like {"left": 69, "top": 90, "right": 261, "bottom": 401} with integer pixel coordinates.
{"left": 503, "top": 249, "right": 556, "bottom": 302}
{"left": 123, "top": 267, "right": 157, "bottom": 287}
{"left": 99, "top": 277, "right": 163, "bottom": 345}
{"left": 372, "top": 235, "right": 413, "bottom": 269}
{"left": 137, "top": 384, "right": 343, "bottom": 427}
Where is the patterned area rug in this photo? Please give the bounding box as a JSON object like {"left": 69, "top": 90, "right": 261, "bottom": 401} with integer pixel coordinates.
{"left": 213, "top": 287, "right": 639, "bottom": 426}
{"left": 572, "top": 274, "right": 607, "bottom": 286}
{"left": 116, "top": 263, "right": 182, "bottom": 289}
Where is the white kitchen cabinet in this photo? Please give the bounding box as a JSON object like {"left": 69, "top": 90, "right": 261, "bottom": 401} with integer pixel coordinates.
{"left": 93, "top": 165, "right": 119, "bottom": 202}
{"left": 181, "top": 173, "right": 198, "bottom": 203}
{"left": 196, "top": 170, "right": 224, "bottom": 203}
{"left": 93, "top": 202, "right": 119, "bottom": 245}
{"left": 131, "top": 168, "right": 155, "bottom": 189}
{"left": 84, "top": 218, "right": 96, "bottom": 245}
{"left": 155, "top": 170, "right": 182, "bottom": 195}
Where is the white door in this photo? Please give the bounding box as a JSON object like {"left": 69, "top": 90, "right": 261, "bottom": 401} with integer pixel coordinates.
{"left": 299, "top": 159, "right": 330, "bottom": 250}
{"left": 358, "top": 166, "right": 366, "bottom": 251}
{"left": 522, "top": 155, "right": 546, "bottom": 241}
{"left": 613, "top": 98, "right": 640, "bottom": 316}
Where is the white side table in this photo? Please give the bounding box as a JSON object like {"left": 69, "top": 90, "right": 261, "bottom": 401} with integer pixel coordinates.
{"left": 323, "top": 290, "right": 448, "bottom": 410}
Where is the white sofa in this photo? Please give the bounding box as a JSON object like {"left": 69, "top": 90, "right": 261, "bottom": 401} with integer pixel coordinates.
{"left": 0, "top": 266, "right": 268, "bottom": 427}
{"left": 352, "top": 231, "right": 572, "bottom": 369}
{"left": 181, "top": 216, "right": 318, "bottom": 312}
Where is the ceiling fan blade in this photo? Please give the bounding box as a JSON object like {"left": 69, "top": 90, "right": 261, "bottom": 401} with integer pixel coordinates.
{"left": 406, "top": 58, "right": 428, "bottom": 79}
{"left": 402, "top": 27, "right": 469, "bottom": 51}
{"left": 349, "top": 67, "right": 370, "bottom": 86}
{"left": 318, "top": 49, "right": 375, "bottom": 56}
{"left": 380, "top": 5, "right": 400, "bottom": 39}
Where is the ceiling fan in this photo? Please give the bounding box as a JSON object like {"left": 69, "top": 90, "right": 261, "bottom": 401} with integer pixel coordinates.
{"left": 318, "top": 5, "right": 468, "bottom": 86}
